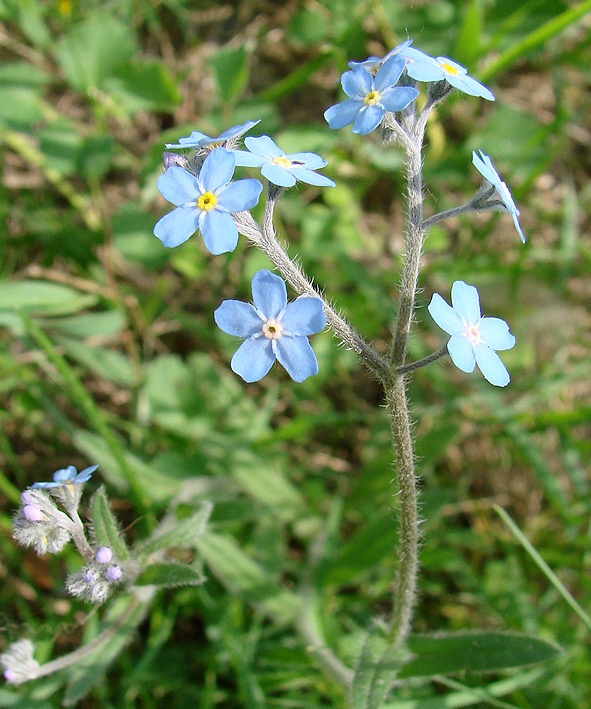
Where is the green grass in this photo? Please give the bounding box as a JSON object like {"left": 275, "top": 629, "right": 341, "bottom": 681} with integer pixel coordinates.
{"left": 1, "top": 0, "right": 590, "bottom": 706}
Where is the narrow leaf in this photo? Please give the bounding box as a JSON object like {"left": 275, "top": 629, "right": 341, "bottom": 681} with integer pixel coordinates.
{"left": 135, "top": 562, "right": 206, "bottom": 588}
{"left": 136, "top": 501, "right": 213, "bottom": 556}
{"left": 90, "top": 486, "right": 129, "bottom": 561}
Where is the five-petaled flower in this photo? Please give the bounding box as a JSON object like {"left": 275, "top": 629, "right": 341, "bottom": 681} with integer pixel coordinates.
{"left": 154, "top": 148, "right": 263, "bottom": 254}
{"left": 234, "top": 136, "right": 335, "bottom": 188}
{"left": 428, "top": 280, "right": 515, "bottom": 387}
{"left": 32, "top": 464, "right": 98, "bottom": 489}
{"left": 402, "top": 47, "right": 495, "bottom": 101}
{"left": 164, "top": 120, "right": 260, "bottom": 150}
{"left": 214, "top": 270, "right": 326, "bottom": 383}
{"left": 472, "top": 150, "right": 526, "bottom": 243}
{"left": 324, "top": 54, "right": 419, "bottom": 135}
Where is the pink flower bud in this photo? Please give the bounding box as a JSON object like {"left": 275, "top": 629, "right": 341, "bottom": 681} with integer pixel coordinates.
{"left": 105, "top": 565, "right": 122, "bottom": 582}
{"left": 95, "top": 547, "right": 113, "bottom": 564}
{"left": 22, "top": 505, "right": 45, "bottom": 522}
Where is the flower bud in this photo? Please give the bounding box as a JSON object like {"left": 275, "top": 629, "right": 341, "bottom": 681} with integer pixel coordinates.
{"left": 22, "top": 505, "right": 46, "bottom": 522}
{"left": 95, "top": 546, "right": 113, "bottom": 564}
{"left": 0, "top": 639, "right": 39, "bottom": 685}
{"left": 105, "top": 565, "right": 122, "bottom": 582}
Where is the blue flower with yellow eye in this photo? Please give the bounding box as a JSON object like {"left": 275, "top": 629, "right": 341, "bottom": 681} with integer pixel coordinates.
{"left": 32, "top": 464, "right": 98, "bottom": 489}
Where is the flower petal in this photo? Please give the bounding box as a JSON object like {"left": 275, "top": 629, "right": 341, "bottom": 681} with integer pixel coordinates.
{"left": 199, "top": 209, "right": 239, "bottom": 254}
{"left": 261, "top": 162, "right": 297, "bottom": 187}
{"left": 76, "top": 464, "right": 98, "bottom": 483}
{"left": 274, "top": 336, "right": 319, "bottom": 382}
{"left": 217, "top": 178, "right": 262, "bottom": 212}
{"left": 198, "top": 148, "right": 235, "bottom": 192}
{"left": 404, "top": 60, "right": 444, "bottom": 82}
{"left": 352, "top": 104, "right": 384, "bottom": 135}
{"left": 233, "top": 150, "right": 266, "bottom": 168}
{"left": 244, "top": 135, "right": 283, "bottom": 159}
{"left": 281, "top": 298, "right": 326, "bottom": 335}
{"left": 214, "top": 300, "right": 263, "bottom": 337}
{"left": 447, "top": 334, "right": 476, "bottom": 373}
{"left": 451, "top": 281, "right": 481, "bottom": 324}
{"left": 165, "top": 131, "right": 209, "bottom": 149}
{"left": 157, "top": 167, "right": 199, "bottom": 206}
{"left": 286, "top": 152, "right": 327, "bottom": 169}
{"left": 479, "top": 317, "right": 516, "bottom": 351}
{"left": 289, "top": 167, "right": 335, "bottom": 187}
{"left": 447, "top": 73, "right": 495, "bottom": 101}
{"left": 154, "top": 207, "right": 200, "bottom": 248}
{"left": 474, "top": 344, "right": 510, "bottom": 386}
{"left": 251, "top": 270, "right": 287, "bottom": 319}
{"left": 231, "top": 337, "right": 275, "bottom": 382}
{"left": 324, "top": 100, "right": 362, "bottom": 129}
{"left": 341, "top": 67, "right": 372, "bottom": 98}
{"left": 375, "top": 54, "right": 405, "bottom": 91}
{"left": 216, "top": 119, "right": 261, "bottom": 142}
{"left": 428, "top": 293, "right": 464, "bottom": 335}
{"left": 380, "top": 86, "right": 419, "bottom": 112}
{"left": 54, "top": 466, "right": 77, "bottom": 482}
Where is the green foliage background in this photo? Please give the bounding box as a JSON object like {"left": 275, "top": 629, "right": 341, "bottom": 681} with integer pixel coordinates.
{"left": 0, "top": 0, "right": 590, "bottom": 706}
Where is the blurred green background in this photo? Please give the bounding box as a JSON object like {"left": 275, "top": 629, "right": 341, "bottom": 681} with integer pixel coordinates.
{"left": 0, "top": 0, "right": 590, "bottom": 706}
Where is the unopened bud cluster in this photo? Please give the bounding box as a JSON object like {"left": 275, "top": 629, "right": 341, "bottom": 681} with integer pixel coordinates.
{"left": 0, "top": 639, "right": 39, "bottom": 685}
{"left": 12, "top": 490, "right": 74, "bottom": 555}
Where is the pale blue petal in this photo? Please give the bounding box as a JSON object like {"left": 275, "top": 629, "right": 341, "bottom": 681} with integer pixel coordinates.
{"left": 199, "top": 209, "right": 238, "bottom": 254}
{"left": 405, "top": 61, "right": 444, "bottom": 82}
{"left": 401, "top": 47, "right": 436, "bottom": 64}
{"left": 261, "top": 162, "right": 296, "bottom": 187}
{"left": 54, "top": 466, "right": 77, "bottom": 482}
{"left": 76, "top": 464, "right": 98, "bottom": 482}
{"left": 342, "top": 67, "right": 372, "bottom": 98}
{"left": 244, "top": 135, "right": 283, "bottom": 159}
{"left": 251, "top": 270, "right": 287, "bottom": 319}
{"left": 475, "top": 344, "right": 510, "bottom": 386}
{"left": 352, "top": 104, "right": 384, "bottom": 135}
{"left": 216, "top": 120, "right": 260, "bottom": 142}
{"left": 165, "top": 131, "right": 209, "bottom": 148}
{"left": 451, "top": 281, "right": 481, "bottom": 324}
{"left": 448, "top": 73, "right": 495, "bottom": 101}
{"left": 157, "top": 167, "right": 199, "bottom": 206}
{"left": 214, "top": 300, "right": 263, "bottom": 337}
{"left": 380, "top": 86, "right": 419, "bottom": 112}
{"left": 447, "top": 334, "right": 476, "bottom": 373}
{"left": 286, "top": 152, "right": 327, "bottom": 169}
{"left": 348, "top": 56, "right": 381, "bottom": 70}
{"left": 281, "top": 298, "right": 326, "bottom": 335}
{"left": 217, "top": 178, "right": 262, "bottom": 212}
{"left": 233, "top": 150, "right": 266, "bottom": 168}
{"left": 512, "top": 212, "right": 526, "bottom": 243}
{"left": 289, "top": 167, "right": 335, "bottom": 187}
{"left": 375, "top": 54, "right": 405, "bottom": 91}
{"left": 275, "top": 336, "right": 319, "bottom": 382}
{"left": 324, "top": 100, "right": 362, "bottom": 129}
{"left": 199, "top": 148, "right": 235, "bottom": 192}
{"left": 231, "top": 337, "right": 275, "bottom": 382}
{"left": 428, "top": 293, "right": 464, "bottom": 335}
{"left": 154, "top": 207, "right": 199, "bottom": 248}
{"left": 32, "top": 481, "right": 60, "bottom": 489}
{"left": 479, "top": 317, "right": 516, "bottom": 350}
{"left": 472, "top": 150, "right": 499, "bottom": 185}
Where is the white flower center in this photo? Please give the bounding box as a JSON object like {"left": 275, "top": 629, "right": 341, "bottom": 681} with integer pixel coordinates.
{"left": 364, "top": 90, "right": 382, "bottom": 105}
{"left": 464, "top": 323, "right": 482, "bottom": 346}
{"left": 272, "top": 156, "right": 292, "bottom": 169}
{"left": 262, "top": 319, "right": 283, "bottom": 340}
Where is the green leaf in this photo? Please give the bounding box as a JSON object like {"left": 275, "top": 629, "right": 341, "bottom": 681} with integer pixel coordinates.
{"left": 54, "top": 12, "right": 136, "bottom": 92}
{"left": 135, "top": 562, "right": 206, "bottom": 588}
{"left": 56, "top": 336, "right": 136, "bottom": 387}
{"left": 351, "top": 625, "right": 409, "bottom": 709}
{"left": 136, "top": 501, "right": 213, "bottom": 556}
{"left": 208, "top": 45, "right": 250, "bottom": 104}
{"left": 0, "top": 281, "right": 97, "bottom": 317}
{"left": 196, "top": 531, "right": 299, "bottom": 624}
{"left": 90, "top": 486, "right": 129, "bottom": 561}
{"left": 106, "top": 59, "right": 181, "bottom": 113}
{"left": 398, "top": 631, "right": 562, "bottom": 678}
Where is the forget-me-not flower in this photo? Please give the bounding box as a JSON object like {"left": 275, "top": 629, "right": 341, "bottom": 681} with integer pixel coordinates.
{"left": 402, "top": 47, "right": 495, "bottom": 101}
{"left": 214, "top": 270, "right": 326, "bottom": 383}
{"left": 165, "top": 120, "right": 260, "bottom": 150}
{"left": 234, "top": 136, "right": 335, "bottom": 188}
{"left": 324, "top": 54, "right": 419, "bottom": 135}
{"left": 154, "top": 148, "right": 263, "bottom": 254}
{"left": 472, "top": 150, "right": 526, "bottom": 243}
{"left": 428, "top": 280, "right": 515, "bottom": 387}
{"left": 32, "top": 464, "right": 98, "bottom": 489}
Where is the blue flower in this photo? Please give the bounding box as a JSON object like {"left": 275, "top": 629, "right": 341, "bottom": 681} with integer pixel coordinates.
{"left": 428, "top": 281, "right": 515, "bottom": 387}
{"left": 165, "top": 120, "right": 260, "bottom": 149}
{"left": 347, "top": 38, "right": 413, "bottom": 72}
{"left": 32, "top": 464, "right": 98, "bottom": 489}
{"left": 401, "top": 47, "right": 495, "bottom": 101}
{"left": 154, "top": 148, "right": 263, "bottom": 254}
{"left": 324, "top": 54, "right": 419, "bottom": 135}
{"left": 472, "top": 150, "right": 526, "bottom": 243}
{"left": 214, "top": 270, "right": 326, "bottom": 383}
{"left": 234, "top": 136, "right": 335, "bottom": 188}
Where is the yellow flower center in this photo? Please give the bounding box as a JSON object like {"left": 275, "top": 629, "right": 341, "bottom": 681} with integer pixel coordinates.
{"left": 272, "top": 156, "right": 292, "bottom": 169}
{"left": 262, "top": 320, "right": 283, "bottom": 340}
{"left": 464, "top": 324, "right": 482, "bottom": 346}
{"left": 364, "top": 90, "right": 382, "bottom": 105}
{"left": 439, "top": 61, "right": 459, "bottom": 76}
{"left": 197, "top": 192, "right": 218, "bottom": 211}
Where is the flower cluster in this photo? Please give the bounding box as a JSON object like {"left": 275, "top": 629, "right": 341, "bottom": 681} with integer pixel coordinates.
{"left": 0, "top": 640, "right": 39, "bottom": 685}
{"left": 66, "top": 546, "right": 123, "bottom": 604}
